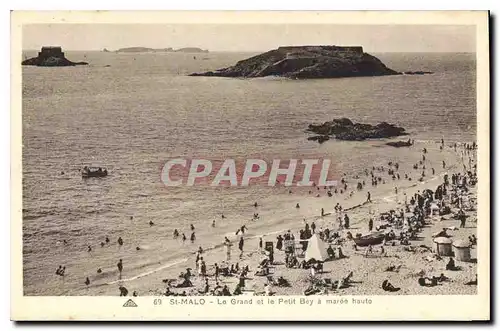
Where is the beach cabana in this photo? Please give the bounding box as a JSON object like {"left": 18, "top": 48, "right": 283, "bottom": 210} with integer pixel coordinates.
{"left": 452, "top": 239, "right": 471, "bottom": 262}
{"left": 433, "top": 237, "right": 453, "bottom": 256}
{"left": 305, "top": 234, "right": 328, "bottom": 262}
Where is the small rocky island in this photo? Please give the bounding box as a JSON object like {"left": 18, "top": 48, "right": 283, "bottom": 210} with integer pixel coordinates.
{"left": 22, "top": 47, "right": 88, "bottom": 67}
{"left": 307, "top": 118, "right": 407, "bottom": 142}
{"left": 190, "top": 45, "right": 401, "bottom": 79}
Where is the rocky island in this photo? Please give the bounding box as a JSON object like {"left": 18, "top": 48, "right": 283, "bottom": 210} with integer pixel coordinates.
{"left": 189, "top": 45, "right": 400, "bottom": 79}
{"left": 307, "top": 118, "right": 407, "bottom": 142}
{"left": 22, "top": 47, "right": 88, "bottom": 67}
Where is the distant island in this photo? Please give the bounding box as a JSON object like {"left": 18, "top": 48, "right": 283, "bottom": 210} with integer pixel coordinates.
{"left": 114, "top": 47, "right": 208, "bottom": 53}
{"left": 22, "top": 47, "right": 88, "bottom": 67}
{"left": 189, "top": 45, "right": 432, "bottom": 79}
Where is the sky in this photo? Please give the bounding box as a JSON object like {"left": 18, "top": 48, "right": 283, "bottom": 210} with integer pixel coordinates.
{"left": 22, "top": 24, "right": 476, "bottom": 53}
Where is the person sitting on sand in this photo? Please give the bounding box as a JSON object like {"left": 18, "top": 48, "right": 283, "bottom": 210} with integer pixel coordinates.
{"left": 233, "top": 283, "right": 243, "bottom": 295}
{"left": 437, "top": 273, "right": 450, "bottom": 282}
{"left": 464, "top": 274, "right": 477, "bottom": 286}
{"left": 119, "top": 286, "right": 128, "bottom": 296}
{"left": 337, "top": 247, "right": 346, "bottom": 259}
{"left": 222, "top": 285, "right": 232, "bottom": 296}
{"left": 418, "top": 276, "right": 439, "bottom": 287}
{"left": 327, "top": 245, "right": 336, "bottom": 260}
{"left": 446, "top": 257, "right": 461, "bottom": 271}
{"left": 381, "top": 279, "right": 400, "bottom": 292}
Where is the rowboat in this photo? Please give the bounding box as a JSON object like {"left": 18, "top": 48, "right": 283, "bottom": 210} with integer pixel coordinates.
{"left": 353, "top": 231, "right": 385, "bottom": 247}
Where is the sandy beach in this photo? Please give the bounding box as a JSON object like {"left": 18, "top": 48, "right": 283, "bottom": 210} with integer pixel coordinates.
{"left": 61, "top": 139, "right": 477, "bottom": 297}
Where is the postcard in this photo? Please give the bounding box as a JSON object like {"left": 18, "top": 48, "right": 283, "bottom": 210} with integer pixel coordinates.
{"left": 11, "top": 10, "right": 490, "bottom": 321}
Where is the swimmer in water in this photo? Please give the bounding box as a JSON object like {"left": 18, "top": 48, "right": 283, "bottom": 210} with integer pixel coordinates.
{"left": 105, "top": 237, "right": 110, "bottom": 244}
{"left": 117, "top": 259, "right": 123, "bottom": 275}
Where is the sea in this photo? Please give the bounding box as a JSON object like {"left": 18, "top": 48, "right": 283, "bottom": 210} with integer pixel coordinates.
{"left": 21, "top": 51, "right": 476, "bottom": 295}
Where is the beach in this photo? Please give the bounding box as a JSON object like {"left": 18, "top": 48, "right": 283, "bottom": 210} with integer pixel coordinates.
{"left": 49, "top": 140, "right": 477, "bottom": 296}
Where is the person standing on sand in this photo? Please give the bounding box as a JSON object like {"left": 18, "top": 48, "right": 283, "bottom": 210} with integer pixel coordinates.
{"left": 311, "top": 222, "right": 316, "bottom": 233}
{"left": 321, "top": 208, "right": 325, "bottom": 217}
{"left": 259, "top": 237, "right": 263, "bottom": 251}
{"left": 368, "top": 218, "right": 373, "bottom": 232}
{"left": 190, "top": 232, "right": 196, "bottom": 243}
{"left": 366, "top": 192, "right": 372, "bottom": 203}
{"left": 182, "top": 233, "right": 186, "bottom": 243}
{"left": 239, "top": 237, "right": 244, "bottom": 256}
{"left": 443, "top": 161, "right": 446, "bottom": 169}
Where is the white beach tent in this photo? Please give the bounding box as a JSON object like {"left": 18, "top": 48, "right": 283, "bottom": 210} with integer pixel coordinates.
{"left": 305, "top": 234, "right": 329, "bottom": 262}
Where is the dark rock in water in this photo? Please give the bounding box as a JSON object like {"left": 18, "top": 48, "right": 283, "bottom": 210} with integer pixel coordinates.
{"left": 386, "top": 140, "right": 413, "bottom": 147}
{"left": 307, "top": 117, "right": 407, "bottom": 142}
{"left": 307, "top": 135, "right": 330, "bottom": 143}
{"left": 22, "top": 46, "right": 88, "bottom": 67}
{"left": 403, "top": 71, "right": 433, "bottom": 75}
{"left": 190, "top": 45, "right": 400, "bottom": 79}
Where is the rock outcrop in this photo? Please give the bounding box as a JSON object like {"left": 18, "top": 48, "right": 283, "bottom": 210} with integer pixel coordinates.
{"left": 307, "top": 118, "right": 407, "bottom": 142}
{"left": 386, "top": 140, "right": 413, "bottom": 147}
{"left": 22, "top": 47, "right": 88, "bottom": 67}
{"left": 189, "top": 45, "right": 399, "bottom": 79}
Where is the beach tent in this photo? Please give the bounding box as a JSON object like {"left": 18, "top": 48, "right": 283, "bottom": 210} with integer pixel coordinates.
{"left": 305, "top": 234, "right": 329, "bottom": 262}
